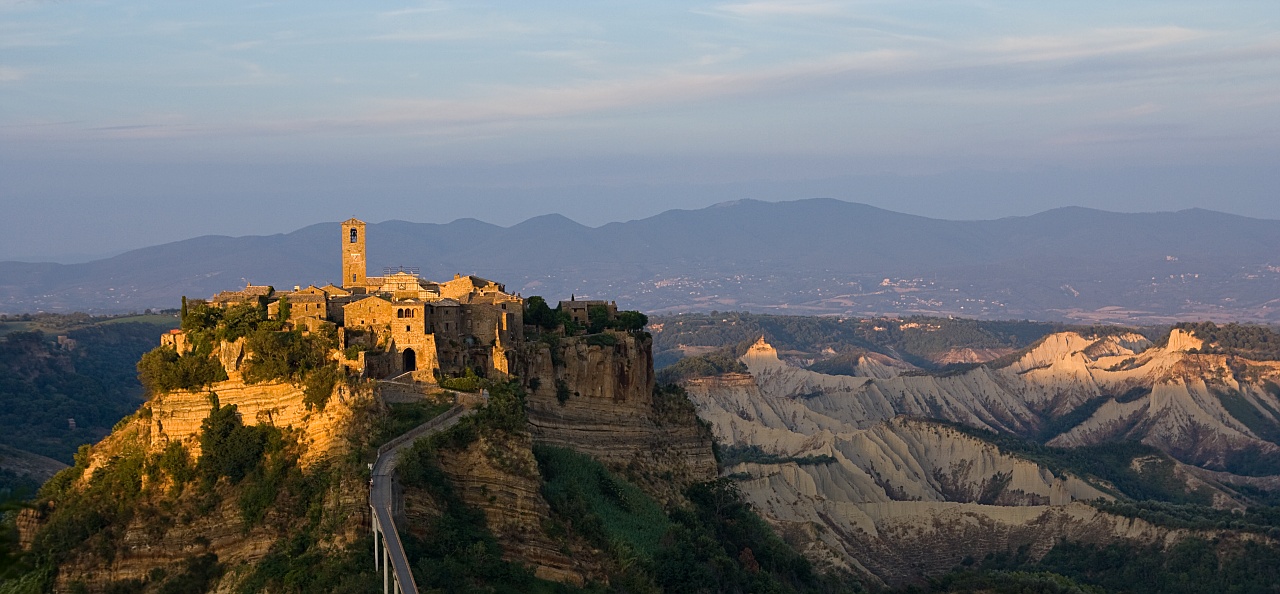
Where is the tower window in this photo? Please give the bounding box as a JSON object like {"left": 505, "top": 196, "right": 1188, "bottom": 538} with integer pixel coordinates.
{"left": 350, "top": 228, "right": 358, "bottom": 243}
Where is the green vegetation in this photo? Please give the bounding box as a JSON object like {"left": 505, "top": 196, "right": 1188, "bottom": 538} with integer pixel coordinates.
{"left": 719, "top": 444, "right": 835, "bottom": 467}
{"left": 66, "top": 553, "right": 226, "bottom": 594}
{"left": 555, "top": 379, "right": 572, "bottom": 405}
{"left": 28, "top": 441, "right": 147, "bottom": 571}
{"left": 406, "top": 381, "right": 529, "bottom": 454}
{"left": 2, "top": 494, "right": 27, "bottom": 583}
{"left": 0, "top": 311, "right": 178, "bottom": 337}
{"left": 302, "top": 364, "right": 343, "bottom": 411}
{"left": 535, "top": 448, "right": 853, "bottom": 594}
{"left": 905, "top": 537, "right": 1280, "bottom": 594}
{"left": 143, "top": 299, "right": 346, "bottom": 410}
{"left": 940, "top": 422, "right": 1213, "bottom": 505}
{"left": 369, "top": 401, "right": 454, "bottom": 450}
{"left": 197, "top": 401, "right": 282, "bottom": 486}
{"left": 395, "top": 388, "right": 571, "bottom": 594}
{"left": 655, "top": 345, "right": 748, "bottom": 385}
{"left": 241, "top": 327, "right": 335, "bottom": 385}
{"left": 523, "top": 295, "right": 649, "bottom": 339}
{"left": 0, "top": 469, "right": 41, "bottom": 502}
{"left": 584, "top": 332, "right": 618, "bottom": 347}
{"left": 524, "top": 296, "right": 558, "bottom": 331}
{"left": 1088, "top": 499, "right": 1280, "bottom": 537}
{"left": 1033, "top": 396, "right": 1108, "bottom": 443}
{"left": 136, "top": 345, "right": 228, "bottom": 393}
{"left": 440, "top": 367, "right": 487, "bottom": 393}
{"left": 0, "top": 317, "right": 173, "bottom": 463}
{"left": 1173, "top": 321, "right": 1280, "bottom": 360}
{"left": 389, "top": 380, "right": 851, "bottom": 593}
{"left": 536, "top": 445, "right": 671, "bottom": 561}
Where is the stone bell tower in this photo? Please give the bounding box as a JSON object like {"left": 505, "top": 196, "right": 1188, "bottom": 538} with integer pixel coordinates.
{"left": 341, "top": 218, "right": 367, "bottom": 289}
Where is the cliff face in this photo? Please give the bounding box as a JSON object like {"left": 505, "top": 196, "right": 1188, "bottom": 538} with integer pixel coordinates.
{"left": 518, "top": 332, "right": 718, "bottom": 502}
{"left": 25, "top": 339, "right": 378, "bottom": 594}
{"left": 683, "top": 333, "right": 1280, "bottom": 586}
{"left": 404, "top": 432, "right": 607, "bottom": 586}
{"left": 145, "top": 377, "right": 364, "bottom": 465}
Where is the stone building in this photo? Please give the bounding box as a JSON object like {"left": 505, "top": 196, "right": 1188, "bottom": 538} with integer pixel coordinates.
{"left": 178, "top": 217, "right": 529, "bottom": 383}
{"left": 559, "top": 297, "right": 617, "bottom": 325}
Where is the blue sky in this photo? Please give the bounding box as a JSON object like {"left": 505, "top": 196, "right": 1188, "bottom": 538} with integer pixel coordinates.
{"left": 3, "top": 1, "right": 1280, "bottom": 261}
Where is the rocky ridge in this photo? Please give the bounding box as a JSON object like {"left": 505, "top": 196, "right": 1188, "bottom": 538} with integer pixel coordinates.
{"left": 683, "top": 331, "right": 1280, "bottom": 585}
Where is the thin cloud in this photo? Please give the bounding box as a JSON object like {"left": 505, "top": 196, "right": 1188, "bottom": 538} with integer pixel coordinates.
{"left": 369, "top": 21, "right": 540, "bottom": 43}
{"left": 980, "top": 26, "right": 1207, "bottom": 62}
{"left": 0, "top": 66, "right": 25, "bottom": 82}
{"left": 713, "top": 1, "right": 847, "bottom": 17}
{"left": 378, "top": 2, "right": 449, "bottom": 18}
{"left": 347, "top": 27, "right": 1213, "bottom": 130}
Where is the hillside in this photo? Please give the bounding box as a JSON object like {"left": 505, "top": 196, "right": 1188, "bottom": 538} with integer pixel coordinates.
{"left": 0, "top": 314, "right": 178, "bottom": 464}
{"left": 678, "top": 326, "right": 1280, "bottom": 588}
{"left": 4, "top": 200, "right": 1280, "bottom": 323}
{"left": 2, "top": 305, "right": 851, "bottom": 593}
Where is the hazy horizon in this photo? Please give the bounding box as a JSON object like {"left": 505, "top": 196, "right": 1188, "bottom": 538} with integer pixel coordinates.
{"left": 4, "top": 1, "right": 1280, "bottom": 262}
{"left": 6, "top": 195, "right": 1280, "bottom": 265}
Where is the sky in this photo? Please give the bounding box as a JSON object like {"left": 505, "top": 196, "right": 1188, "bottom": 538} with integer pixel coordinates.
{"left": 3, "top": 1, "right": 1280, "bottom": 262}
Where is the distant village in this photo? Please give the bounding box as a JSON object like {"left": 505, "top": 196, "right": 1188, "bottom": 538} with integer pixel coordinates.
{"left": 171, "top": 218, "right": 620, "bottom": 381}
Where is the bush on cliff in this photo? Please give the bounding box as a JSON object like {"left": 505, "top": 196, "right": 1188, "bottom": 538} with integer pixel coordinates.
{"left": 136, "top": 345, "right": 228, "bottom": 393}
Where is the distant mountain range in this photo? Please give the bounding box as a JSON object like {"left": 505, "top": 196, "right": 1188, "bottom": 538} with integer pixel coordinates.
{"left": 3, "top": 199, "right": 1279, "bottom": 323}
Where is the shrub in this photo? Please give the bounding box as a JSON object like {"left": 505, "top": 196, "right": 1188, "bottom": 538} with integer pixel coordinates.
{"left": 303, "top": 365, "right": 343, "bottom": 412}
{"left": 439, "top": 368, "right": 485, "bottom": 393}
{"left": 584, "top": 333, "right": 617, "bottom": 347}
{"left": 197, "top": 404, "right": 281, "bottom": 485}
{"left": 136, "top": 346, "right": 228, "bottom": 393}
{"left": 554, "top": 379, "right": 571, "bottom": 405}
{"left": 242, "top": 329, "right": 327, "bottom": 384}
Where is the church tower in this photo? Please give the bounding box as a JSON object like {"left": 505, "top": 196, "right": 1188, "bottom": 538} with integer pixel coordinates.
{"left": 342, "top": 218, "right": 367, "bottom": 289}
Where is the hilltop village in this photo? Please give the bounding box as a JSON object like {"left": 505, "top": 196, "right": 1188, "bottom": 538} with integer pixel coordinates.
{"left": 165, "top": 217, "right": 621, "bottom": 380}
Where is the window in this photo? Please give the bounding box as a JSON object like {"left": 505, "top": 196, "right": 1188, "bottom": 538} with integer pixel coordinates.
{"left": 350, "top": 228, "right": 358, "bottom": 243}
{"left": 352, "top": 273, "right": 357, "bottom": 283}
{"left": 406, "top": 325, "right": 410, "bottom": 332}
{"left": 397, "top": 309, "right": 404, "bottom": 318}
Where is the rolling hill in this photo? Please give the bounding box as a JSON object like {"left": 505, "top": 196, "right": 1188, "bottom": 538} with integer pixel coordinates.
{"left": 3, "top": 199, "right": 1279, "bottom": 323}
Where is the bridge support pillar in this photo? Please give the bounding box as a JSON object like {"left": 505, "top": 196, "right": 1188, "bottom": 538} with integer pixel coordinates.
{"left": 372, "top": 506, "right": 380, "bottom": 572}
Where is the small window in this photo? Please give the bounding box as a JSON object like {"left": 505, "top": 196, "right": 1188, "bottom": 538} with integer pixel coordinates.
{"left": 350, "top": 228, "right": 358, "bottom": 243}
{"left": 397, "top": 309, "right": 404, "bottom": 319}
{"left": 351, "top": 273, "right": 357, "bottom": 283}
{"left": 406, "top": 325, "right": 410, "bottom": 332}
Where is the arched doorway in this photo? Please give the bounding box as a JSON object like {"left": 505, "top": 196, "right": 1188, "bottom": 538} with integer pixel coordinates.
{"left": 403, "top": 348, "right": 416, "bottom": 372}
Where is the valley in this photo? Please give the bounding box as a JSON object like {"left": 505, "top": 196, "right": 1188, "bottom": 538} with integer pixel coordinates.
{"left": 3, "top": 304, "right": 1280, "bottom": 593}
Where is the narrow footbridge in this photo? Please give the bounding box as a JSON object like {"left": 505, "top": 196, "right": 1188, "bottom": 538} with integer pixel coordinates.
{"left": 370, "top": 403, "right": 472, "bottom": 594}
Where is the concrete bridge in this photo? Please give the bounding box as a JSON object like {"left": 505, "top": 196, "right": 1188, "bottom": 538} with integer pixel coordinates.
{"left": 369, "top": 402, "right": 473, "bottom": 594}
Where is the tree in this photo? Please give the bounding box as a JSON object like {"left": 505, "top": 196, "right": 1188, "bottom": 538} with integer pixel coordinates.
{"left": 615, "top": 310, "right": 648, "bottom": 332}
{"left": 524, "top": 296, "right": 556, "bottom": 330}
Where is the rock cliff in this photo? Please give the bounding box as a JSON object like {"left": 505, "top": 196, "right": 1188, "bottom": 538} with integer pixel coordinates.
{"left": 518, "top": 331, "right": 718, "bottom": 502}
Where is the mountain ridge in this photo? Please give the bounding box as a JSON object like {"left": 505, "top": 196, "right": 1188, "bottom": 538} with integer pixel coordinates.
{"left": 4, "top": 199, "right": 1280, "bottom": 322}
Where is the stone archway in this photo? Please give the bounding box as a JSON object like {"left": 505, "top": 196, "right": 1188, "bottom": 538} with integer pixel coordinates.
{"left": 403, "top": 348, "right": 416, "bottom": 372}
